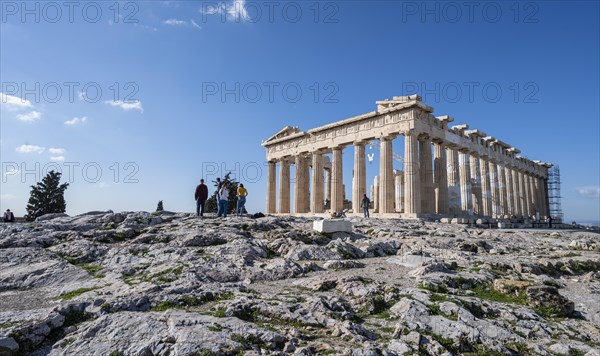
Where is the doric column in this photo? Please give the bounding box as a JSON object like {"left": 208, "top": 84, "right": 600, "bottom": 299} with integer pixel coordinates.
{"left": 352, "top": 142, "right": 367, "bottom": 213}
{"left": 324, "top": 167, "right": 332, "bottom": 208}
{"left": 373, "top": 176, "right": 379, "bottom": 213}
{"left": 419, "top": 136, "right": 434, "bottom": 213}
{"left": 529, "top": 173, "right": 537, "bottom": 216}
{"left": 395, "top": 171, "right": 404, "bottom": 212}
{"left": 525, "top": 173, "right": 534, "bottom": 217}
{"left": 380, "top": 136, "right": 394, "bottom": 214}
{"left": 294, "top": 156, "right": 305, "bottom": 213}
{"left": 470, "top": 153, "right": 481, "bottom": 216}
{"left": 303, "top": 157, "right": 310, "bottom": 211}
{"left": 534, "top": 176, "right": 543, "bottom": 218}
{"left": 518, "top": 171, "right": 527, "bottom": 217}
{"left": 523, "top": 173, "right": 530, "bottom": 217}
{"left": 330, "top": 146, "right": 344, "bottom": 212}
{"left": 404, "top": 130, "right": 421, "bottom": 215}
{"left": 497, "top": 163, "right": 508, "bottom": 218}
{"left": 459, "top": 150, "right": 472, "bottom": 215}
{"left": 447, "top": 147, "right": 460, "bottom": 214}
{"left": 433, "top": 141, "right": 448, "bottom": 214}
{"left": 303, "top": 156, "right": 310, "bottom": 212}
{"left": 505, "top": 165, "right": 514, "bottom": 216}
{"left": 521, "top": 170, "right": 528, "bottom": 218}
{"left": 266, "top": 160, "right": 277, "bottom": 214}
{"left": 541, "top": 178, "right": 549, "bottom": 218}
{"left": 479, "top": 156, "right": 492, "bottom": 217}
{"left": 278, "top": 159, "right": 290, "bottom": 214}
{"left": 294, "top": 155, "right": 306, "bottom": 214}
{"left": 489, "top": 160, "right": 500, "bottom": 218}
{"left": 311, "top": 152, "right": 324, "bottom": 213}
{"left": 512, "top": 168, "right": 521, "bottom": 217}
{"left": 538, "top": 177, "right": 548, "bottom": 219}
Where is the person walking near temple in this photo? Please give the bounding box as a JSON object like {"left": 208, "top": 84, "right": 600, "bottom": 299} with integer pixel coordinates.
{"left": 236, "top": 183, "right": 248, "bottom": 216}
{"left": 194, "top": 179, "right": 209, "bottom": 217}
{"left": 217, "top": 184, "right": 230, "bottom": 218}
{"left": 547, "top": 215, "right": 553, "bottom": 229}
{"left": 361, "top": 194, "right": 370, "bottom": 218}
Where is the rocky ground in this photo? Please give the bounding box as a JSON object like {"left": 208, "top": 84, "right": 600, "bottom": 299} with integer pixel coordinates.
{"left": 0, "top": 211, "right": 599, "bottom": 356}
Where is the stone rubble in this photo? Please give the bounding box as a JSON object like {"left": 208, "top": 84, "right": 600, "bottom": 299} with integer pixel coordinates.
{"left": 0, "top": 211, "right": 599, "bottom": 355}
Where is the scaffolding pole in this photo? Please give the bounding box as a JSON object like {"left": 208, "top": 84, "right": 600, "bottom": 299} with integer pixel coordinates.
{"left": 548, "top": 165, "right": 563, "bottom": 223}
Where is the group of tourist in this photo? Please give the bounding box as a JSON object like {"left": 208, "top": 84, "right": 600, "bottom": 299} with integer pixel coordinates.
{"left": 194, "top": 178, "right": 248, "bottom": 218}
{"left": 193, "top": 180, "right": 555, "bottom": 229}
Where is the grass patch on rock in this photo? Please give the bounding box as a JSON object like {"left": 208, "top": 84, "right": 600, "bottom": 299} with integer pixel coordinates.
{"left": 471, "top": 284, "right": 527, "bottom": 305}
{"left": 76, "top": 263, "right": 105, "bottom": 278}
{"left": 149, "top": 301, "right": 185, "bottom": 312}
{"left": 0, "top": 322, "right": 18, "bottom": 329}
{"left": 54, "top": 287, "right": 100, "bottom": 300}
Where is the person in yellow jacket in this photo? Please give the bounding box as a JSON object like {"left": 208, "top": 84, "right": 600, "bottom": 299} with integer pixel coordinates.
{"left": 236, "top": 184, "right": 248, "bottom": 216}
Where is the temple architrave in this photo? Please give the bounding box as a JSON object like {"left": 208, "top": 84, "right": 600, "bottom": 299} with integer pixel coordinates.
{"left": 262, "top": 95, "right": 552, "bottom": 219}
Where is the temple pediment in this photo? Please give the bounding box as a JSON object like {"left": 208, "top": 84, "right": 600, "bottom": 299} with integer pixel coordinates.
{"left": 263, "top": 126, "right": 303, "bottom": 145}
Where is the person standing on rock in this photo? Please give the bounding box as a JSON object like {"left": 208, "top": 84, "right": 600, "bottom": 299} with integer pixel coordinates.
{"left": 194, "top": 179, "right": 209, "bottom": 217}
{"left": 215, "top": 177, "right": 223, "bottom": 216}
{"left": 361, "top": 194, "right": 370, "bottom": 218}
{"left": 3, "top": 209, "right": 15, "bottom": 222}
{"left": 217, "top": 184, "right": 230, "bottom": 218}
{"left": 236, "top": 183, "right": 248, "bottom": 216}
{"left": 548, "top": 215, "right": 553, "bottom": 229}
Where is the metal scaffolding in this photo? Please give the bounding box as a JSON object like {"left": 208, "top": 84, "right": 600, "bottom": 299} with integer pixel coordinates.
{"left": 548, "top": 165, "right": 563, "bottom": 223}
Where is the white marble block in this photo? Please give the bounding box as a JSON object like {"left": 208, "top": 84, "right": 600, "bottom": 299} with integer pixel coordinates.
{"left": 313, "top": 219, "right": 352, "bottom": 233}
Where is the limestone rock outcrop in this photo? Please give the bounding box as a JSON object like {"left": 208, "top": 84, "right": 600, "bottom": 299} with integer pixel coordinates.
{"left": 0, "top": 212, "right": 599, "bottom": 355}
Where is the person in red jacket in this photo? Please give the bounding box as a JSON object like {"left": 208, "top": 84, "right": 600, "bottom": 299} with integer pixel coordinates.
{"left": 194, "top": 179, "right": 209, "bottom": 217}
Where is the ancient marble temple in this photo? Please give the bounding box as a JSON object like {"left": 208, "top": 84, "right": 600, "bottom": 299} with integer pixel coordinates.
{"left": 262, "top": 95, "right": 552, "bottom": 219}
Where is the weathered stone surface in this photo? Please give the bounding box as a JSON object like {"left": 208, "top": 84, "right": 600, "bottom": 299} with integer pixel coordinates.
{"left": 0, "top": 212, "right": 598, "bottom": 355}
{"left": 526, "top": 285, "right": 575, "bottom": 317}
{"left": 313, "top": 219, "right": 352, "bottom": 233}
{"left": 0, "top": 336, "right": 19, "bottom": 353}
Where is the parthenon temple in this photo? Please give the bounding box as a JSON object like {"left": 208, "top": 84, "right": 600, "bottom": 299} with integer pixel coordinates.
{"left": 262, "top": 95, "right": 552, "bottom": 219}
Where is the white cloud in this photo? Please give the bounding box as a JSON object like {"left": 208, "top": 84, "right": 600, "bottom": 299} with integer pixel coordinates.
{"left": 0, "top": 92, "right": 33, "bottom": 111}
{"left": 16, "top": 111, "right": 42, "bottom": 122}
{"left": 50, "top": 156, "right": 66, "bottom": 162}
{"left": 200, "top": 0, "right": 250, "bottom": 22}
{"left": 2, "top": 169, "right": 20, "bottom": 178}
{"left": 105, "top": 100, "right": 144, "bottom": 113}
{"left": 16, "top": 144, "right": 45, "bottom": 154}
{"left": 133, "top": 23, "right": 158, "bottom": 32}
{"left": 164, "top": 18, "right": 187, "bottom": 26}
{"left": 576, "top": 186, "right": 600, "bottom": 199}
{"left": 162, "top": 1, "right": 180, "bottom": 8}
{"left": 163, "top": 18, "right": 202, "bottom": 29}
{"left": 191, "top": 19, "right": 202, "bottom": 29}
{"left": 64, "top": 116, "right": 88, "bottom": 125}
{"left": 48, "top": 147, "right": 66, "bottom": 155}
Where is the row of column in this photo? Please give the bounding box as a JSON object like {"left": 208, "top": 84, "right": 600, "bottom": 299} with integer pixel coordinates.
{"left": 266, "top": 132, "right": 548, "bottom": 218}
{"left": 445, "top": 147, "right": 548, "bottom": 219}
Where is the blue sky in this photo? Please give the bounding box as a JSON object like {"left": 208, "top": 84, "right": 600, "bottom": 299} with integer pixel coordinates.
{"left": 1, "top": 0, "right": 598, "bottom": 224}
